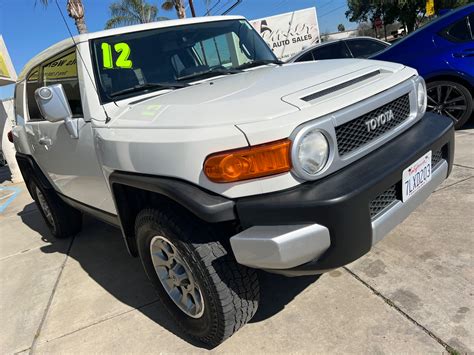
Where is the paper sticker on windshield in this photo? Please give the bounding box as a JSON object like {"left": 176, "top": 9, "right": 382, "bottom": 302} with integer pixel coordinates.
{"left": 101, "top": 42, "right": 133, "bottom": 69}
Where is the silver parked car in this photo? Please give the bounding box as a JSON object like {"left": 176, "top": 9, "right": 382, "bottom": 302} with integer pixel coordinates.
{"left": 287, "top": 37, "right": 390, "bottom": 62}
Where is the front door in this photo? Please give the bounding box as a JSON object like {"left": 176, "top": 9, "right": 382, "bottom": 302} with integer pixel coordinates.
{"left": 24, "top": 49, "right": 115, "bottom": 214}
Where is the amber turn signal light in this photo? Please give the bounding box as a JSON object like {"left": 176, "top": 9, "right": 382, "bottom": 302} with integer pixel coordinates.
{"left": 204, "top": 139, "right": 292, "bottom": 183}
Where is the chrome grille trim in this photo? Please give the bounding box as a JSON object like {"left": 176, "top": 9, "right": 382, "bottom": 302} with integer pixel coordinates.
{"left": 336, "top": 94, "right": 411, "bottom": 156}
{"left": 290, "top": 77, "right": 423, "bottom": 181}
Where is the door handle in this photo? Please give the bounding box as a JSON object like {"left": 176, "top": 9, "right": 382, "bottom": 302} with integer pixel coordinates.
{"left": 38, "top": 137, "right": 52, "bottom": 146}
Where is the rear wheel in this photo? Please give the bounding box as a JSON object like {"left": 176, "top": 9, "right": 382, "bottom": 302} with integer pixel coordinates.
{"left": 426, "top": 80, "right": 473, "bottom": 129}
{"left": 29, "top": 179, "right": 82, "bottom": 238}
{"left": 135, "top": 208, "right": 259, "bottom": 347}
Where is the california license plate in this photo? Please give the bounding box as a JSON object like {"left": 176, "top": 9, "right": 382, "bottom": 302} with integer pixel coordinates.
{"left": 402, "top": 151, "right": 432, "bottom": 202}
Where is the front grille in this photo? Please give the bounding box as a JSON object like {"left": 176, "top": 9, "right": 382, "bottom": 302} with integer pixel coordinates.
{"left": 432, "top": 148, "right": 443, "bottom": 167}
{"left": 336, "top": 94, "right": 411, "bottom": 156}
{"left": 369, "top": 147, "right": 445, "bottom": 219}
{"left": 370, "top": 185, "right": 398, "bottom": 218}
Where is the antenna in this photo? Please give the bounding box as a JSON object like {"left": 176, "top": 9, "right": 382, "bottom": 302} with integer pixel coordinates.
{"left": 54, "top": 0, "right": 112, "bottom": 123}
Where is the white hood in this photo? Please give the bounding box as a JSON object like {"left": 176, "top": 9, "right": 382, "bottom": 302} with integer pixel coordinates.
{"left": 111, "top": 59, "right": 412, "bottom": 130}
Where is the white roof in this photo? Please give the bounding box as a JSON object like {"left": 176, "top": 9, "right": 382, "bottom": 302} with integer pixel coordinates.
{"left": 19, "top": 15, "right": 245, "bottom": 80}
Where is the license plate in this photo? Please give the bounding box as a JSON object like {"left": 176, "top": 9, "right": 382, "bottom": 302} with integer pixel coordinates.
{"left": 402, "top": 151, "right": 432, "bottom": 202}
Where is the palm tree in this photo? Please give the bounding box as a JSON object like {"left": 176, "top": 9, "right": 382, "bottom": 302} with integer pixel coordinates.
{"left": 37, "top": 0, "right": 87, "bottom": 34}
{"left": 161, "top": 0, "right": 212, "bottom": 18}
{"left": 161, "top": 0, "right": 186, "bottom": 19}
{"left": 105, "top": 0, "right": 168, "bottom": 29}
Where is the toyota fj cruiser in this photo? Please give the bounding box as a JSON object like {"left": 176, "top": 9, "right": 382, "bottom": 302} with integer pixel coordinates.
{"left": 12, "top": 16, "right": 454, "bottom": 346}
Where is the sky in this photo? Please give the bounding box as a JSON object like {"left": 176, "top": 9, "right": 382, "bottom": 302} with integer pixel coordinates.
{"left": 0, "top": 0, "right": 354, "bottom": 99}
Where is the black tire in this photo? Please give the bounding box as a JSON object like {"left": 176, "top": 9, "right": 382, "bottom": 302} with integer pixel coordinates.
{"left": 426, "top": 80, "right": 473, "bottom": 129}
{"left": 135, "top": 208, "right": 259, "bottom": 347}
{"left": 29, "top": 179, "right": 82, "bottom": 239}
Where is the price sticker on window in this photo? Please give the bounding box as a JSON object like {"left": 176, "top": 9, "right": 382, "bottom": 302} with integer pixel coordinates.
{"left": 101, "top": 42, "right": 133, "bottom": 69}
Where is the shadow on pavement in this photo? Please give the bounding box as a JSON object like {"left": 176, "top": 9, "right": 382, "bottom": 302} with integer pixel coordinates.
{"left": 17, "top": 202, "right": 320, "bottom": 348}
{"left": 251, "top": 272, "right": 320, "bottom": 323}
{"left": 0, "top": 166, "right": 12, "bottom": 185}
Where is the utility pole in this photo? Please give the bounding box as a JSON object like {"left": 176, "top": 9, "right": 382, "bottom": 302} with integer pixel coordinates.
{"left": 189, "top": 0, "right": 196, "bottom": 17}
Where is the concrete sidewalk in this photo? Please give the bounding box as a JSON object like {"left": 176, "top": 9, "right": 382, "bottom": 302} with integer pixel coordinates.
{"left": 1, "top": 125, "right": 473, "bottom": 354}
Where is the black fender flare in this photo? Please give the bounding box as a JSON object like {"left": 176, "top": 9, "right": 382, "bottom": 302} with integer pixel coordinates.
{"left": 15, "top": 152, "right": 53, "bottom": 195}
{"left": 109, "top": 171, "right": 236, "bottom": 256}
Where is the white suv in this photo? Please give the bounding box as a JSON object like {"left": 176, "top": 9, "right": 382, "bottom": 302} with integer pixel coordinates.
{"left": 12, "top": 16, "right": 454, "bottom": 346}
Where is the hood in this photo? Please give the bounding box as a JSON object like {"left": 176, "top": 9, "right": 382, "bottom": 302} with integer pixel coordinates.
{"left": 110, "top": 59, "right": 407, "bottom": 129}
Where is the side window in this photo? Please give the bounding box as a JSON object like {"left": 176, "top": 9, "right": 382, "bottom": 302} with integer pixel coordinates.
{"left": 442, "top": 15, "right": 473, "bottom": 42}
{"left": 295, "top": 51, "right": 315, "bottom": 62}
{"left": 26, "top": 67, "right": 41, "bottom": 120}
{"left": 14, "top": 82, "right": 26, "bottom": 125}
{"left": 346, "top": 39, "right": 388, "bottom": 58}
{"left": 42, "top": 50, "right": 83, "bottom": 117}
{"left": 312, "top": 42, "right": 352, "bottom": 60}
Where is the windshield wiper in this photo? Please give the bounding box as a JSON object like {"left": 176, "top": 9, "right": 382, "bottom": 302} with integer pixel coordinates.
{"left": 176, "top": 67, "right": 242, "bottom": 81}
{"left": 109, "top": 82, "right": 189, "bottom": 98}
{"left": 236, "top": 59, "right": 284, "bottom": 70}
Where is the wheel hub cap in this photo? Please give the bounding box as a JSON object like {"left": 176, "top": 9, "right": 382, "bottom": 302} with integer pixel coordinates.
{"left": 427, "top": 84, "right": 468, "bottom": 123}
{"left": 35, "top": 186, "right": 55, "bottom": 229}
{"left": 150, "top": 236, "right": 205, "bottom": 318}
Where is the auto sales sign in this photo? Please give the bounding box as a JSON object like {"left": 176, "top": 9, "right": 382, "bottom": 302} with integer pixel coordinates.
{"left": 251, "top": 8, "right": 320, "bottom": 60}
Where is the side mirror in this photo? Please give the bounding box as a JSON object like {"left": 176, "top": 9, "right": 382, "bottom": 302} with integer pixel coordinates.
{"left": 35, "top": 84, "right": 78, "bottom": 138}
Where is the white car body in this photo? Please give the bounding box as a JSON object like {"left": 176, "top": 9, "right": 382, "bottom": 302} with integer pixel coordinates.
{"left": 14, "top": 19, "right": 412, "bottom": 208}
{"left": 12, "top": 16, "right": 453, "bottom": 274}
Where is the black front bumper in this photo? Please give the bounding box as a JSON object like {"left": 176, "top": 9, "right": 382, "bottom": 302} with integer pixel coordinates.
{"left": 235, "top": 113, "right": 454, "bottom": 274}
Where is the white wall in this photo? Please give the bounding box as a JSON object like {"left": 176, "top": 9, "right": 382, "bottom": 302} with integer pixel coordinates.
{"left": 325, "top": 29, "right": 358, "bottom": 41}
{"left": 1, "top": 98, "right": 23, "bottom": 183}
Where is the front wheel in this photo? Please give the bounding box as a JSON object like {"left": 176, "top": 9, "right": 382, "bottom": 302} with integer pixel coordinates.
{"left": 426, "top": 80, "right": 473, "bottom": 129}
{"left": 135, "top": 208, "right": 259, "bottom": 347}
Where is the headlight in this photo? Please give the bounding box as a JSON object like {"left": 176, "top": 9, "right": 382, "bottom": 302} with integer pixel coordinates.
{"left": 295, "top": 129, "right": 329, "bottom": 176}
{"left": 417, "top": 78, "right": 427, "bottom": 114}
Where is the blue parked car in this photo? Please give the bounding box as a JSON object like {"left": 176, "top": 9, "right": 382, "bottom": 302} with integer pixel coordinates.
{"left": 372, "top": 4, "right": 474, "bottom": 128}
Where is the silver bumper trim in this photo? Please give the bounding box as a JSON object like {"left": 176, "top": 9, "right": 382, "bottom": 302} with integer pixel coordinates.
{"left": 230, "top": 161, "right": 447, "bottom": 270}
{"left": 230, "top": 224, "right": 331, "bottom": 269}
{"left": 372, "top": 160, "right": 448, "bottom": 245}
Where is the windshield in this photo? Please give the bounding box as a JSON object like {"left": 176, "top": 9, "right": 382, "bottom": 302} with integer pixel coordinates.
{"left": 91, "top": 19, "right": 277, "bottom": 102}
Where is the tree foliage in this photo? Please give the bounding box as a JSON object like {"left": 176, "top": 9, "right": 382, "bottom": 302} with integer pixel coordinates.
{"left": 36, "top": 0, "right": 87, "bottom": 34}
{"left": 346, "top": 0, "right": 472, "bottom": 32}
{"left": 434, "top": 0, "right": 471, "bottom": 14}
{"left": 346, "top": 0, "right": 470, "bottom": 34}
{"left": 338, "top": 23, "right": 346, "bottom": 31}
{"left": 161, "top": 0, "right": 213, "bottom": 18}
{"left": 161, "top": 0, "right": 186, "bottom": 18}
{"left": 105, "top": 0, "right": 168, "bottom": 29}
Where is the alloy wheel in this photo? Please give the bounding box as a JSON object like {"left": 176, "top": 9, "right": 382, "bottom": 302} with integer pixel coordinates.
{"left": 427, "top": 83, "right": 468, "bottom": 124}
{"left": 150, "top": 236, "right": 205, "bottom": 318}
{"left": 35, "top": 186, "right": 55, "bottom": 231}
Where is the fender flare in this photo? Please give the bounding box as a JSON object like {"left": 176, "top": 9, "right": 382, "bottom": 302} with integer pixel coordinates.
{"left": 15, "top": 152, "right": 53, "bottom": 193}
{"left": 109, "top": 171, "right": 236, "bottom": 256}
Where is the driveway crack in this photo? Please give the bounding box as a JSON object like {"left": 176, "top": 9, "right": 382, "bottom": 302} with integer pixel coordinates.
{"left": 434, "top": 176, "right": 473, "bottom": 193}
{"left": 33, "top": 299, "right": 160, "bottom": 347}
{"left": 343, "top": 266, "right": 459, "bottom": 354}
{"left": 452, "top": 163, "right": 474, "bottom": 170}
{"left": 28, "top": 235, "right": 76, "bottom": 355}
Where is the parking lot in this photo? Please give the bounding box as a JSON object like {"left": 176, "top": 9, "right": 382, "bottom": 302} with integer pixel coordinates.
{"left": 0, "top": 123, "right": 472, "bottom": 354}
